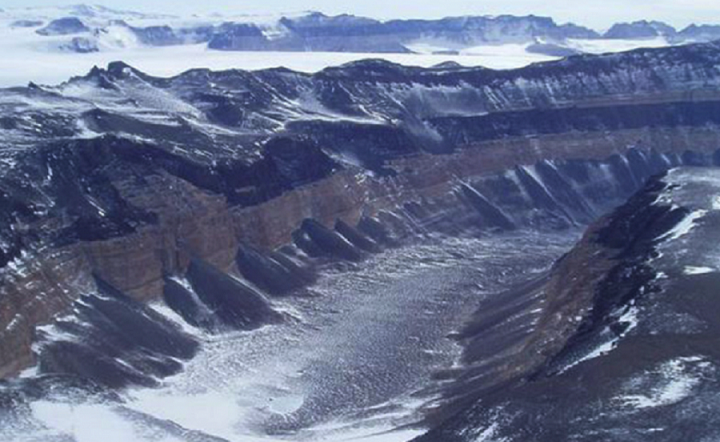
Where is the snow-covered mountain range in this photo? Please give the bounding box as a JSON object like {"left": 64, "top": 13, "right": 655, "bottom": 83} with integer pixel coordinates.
{"left": 2, "top": 5, "right": 720, "bottom": 61}
{"left": 2, "top": 4, "right": 720, "bottom": 88}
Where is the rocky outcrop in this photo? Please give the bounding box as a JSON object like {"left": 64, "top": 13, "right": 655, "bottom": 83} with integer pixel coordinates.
{"left": 36, "top": 17, "right": 89, "bottom": 36}
{"left": 184, "top": 258, "right": 282, "bottom": 329}
{"left": 10, "top": 20, "right": 44, "bottom": 28}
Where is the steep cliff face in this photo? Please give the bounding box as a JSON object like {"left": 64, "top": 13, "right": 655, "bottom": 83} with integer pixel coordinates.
{"left": 418, "top": 168, "right": 720, "bottom": 442}
{"left": 2, "top": 42, "right": 720, "bottom": 381}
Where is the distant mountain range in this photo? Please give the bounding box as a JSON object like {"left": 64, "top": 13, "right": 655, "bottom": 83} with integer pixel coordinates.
{"left": 1, "top": 4, "right": 720, "bottom": 56}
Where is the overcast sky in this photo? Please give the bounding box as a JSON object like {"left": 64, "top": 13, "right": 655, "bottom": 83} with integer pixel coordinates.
{"left": 2, "top": 0, "right": 720, "bottom": 30}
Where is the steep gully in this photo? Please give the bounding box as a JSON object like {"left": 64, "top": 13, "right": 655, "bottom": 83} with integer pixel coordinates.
{"left": 1, "top": 42, "right": 720, "bottom": 440}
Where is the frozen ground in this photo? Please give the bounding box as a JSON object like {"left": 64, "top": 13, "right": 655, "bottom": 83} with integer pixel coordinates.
{"left": 0, "top": 37, "right": 683, "bottom": 89}
{"left": 0, "top": 40, "right": 558, "bottom": 88}
{"left": 1, "top": 231, "right": 578, "bottom": 442}
{"left": 0, "top": 16, "right": 683, "bottom": 88}
{"left": 0, "top": 4, "right": 692, "bottom": 87}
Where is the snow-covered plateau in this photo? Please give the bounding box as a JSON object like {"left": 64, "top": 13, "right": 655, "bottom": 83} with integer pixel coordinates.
{"left": 0, "top": 4, "right": 718, "bottom": 87}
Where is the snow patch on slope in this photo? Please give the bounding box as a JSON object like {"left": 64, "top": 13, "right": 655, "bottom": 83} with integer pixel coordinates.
{"left": 683, "top": 266, "right": 715, "bottom": 275}
{"left": 616, "top": 356, "right": 712, "bottom": 410}
{"left": 659, "top": 210, "right": 707, "bottom": 242}
{"left": 559, "top": 305, "right": 640, "bottom": 374}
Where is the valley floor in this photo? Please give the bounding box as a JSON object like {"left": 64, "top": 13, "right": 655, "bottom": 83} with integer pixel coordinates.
{"left": 1, "top": 230, "right": 579, "bottom": 442}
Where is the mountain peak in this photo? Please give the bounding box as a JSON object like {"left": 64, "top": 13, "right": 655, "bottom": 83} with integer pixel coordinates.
{"left": 604, "top": 20, "right": 677, "bottom": 39}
